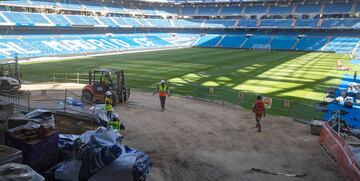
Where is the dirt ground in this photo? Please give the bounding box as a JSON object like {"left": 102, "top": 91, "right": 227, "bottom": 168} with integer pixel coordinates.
{"left": 21, "top": 84, "right": 344, "bottom": 181}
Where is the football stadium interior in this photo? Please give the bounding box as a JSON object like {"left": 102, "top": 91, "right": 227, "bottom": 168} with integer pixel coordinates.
{"left": 0, "top": 0, "right": 360, "bottom": 180}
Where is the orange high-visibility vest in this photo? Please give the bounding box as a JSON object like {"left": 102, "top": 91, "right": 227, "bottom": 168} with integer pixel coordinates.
{"left": 255, "top": 100, "right": 264, "bottom": 114}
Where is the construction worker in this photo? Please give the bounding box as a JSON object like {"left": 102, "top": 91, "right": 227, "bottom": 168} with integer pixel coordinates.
{"left": 354, "top": 71, "right": 358, "bottom": 82}
{"left": 252, "top": 95, "right": 266, "bottom": 132}
{"left": 107, "top": 113, "right": 125, "bottom": 135}
{"left": 153, "top": 80, "right": 170, "bottom": 111}
{"left": 100, "top": 73, "right": 113, "bottom": 91}
{"left": 105, "top": 91, "right": 113, "bottom": 121}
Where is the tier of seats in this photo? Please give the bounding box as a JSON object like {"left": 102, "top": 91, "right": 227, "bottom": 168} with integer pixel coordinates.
{"left": 0, "top": 34, "right": 173, "bottom": 60}
{"left": 193, "top": 34, "right": 360, "bottom": 53}
{"left": 0, "top": 0, "right": 358, "bottom": 17}
{"left": 0, "top": 11, "right": 359, "bottom": 30}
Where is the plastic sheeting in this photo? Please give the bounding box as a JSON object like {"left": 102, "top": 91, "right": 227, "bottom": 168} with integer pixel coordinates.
{"left": 58, "top": 97, "right": 85, "bottom": 112}
{"left": 23, "top": 109, "right": 55, "bottom": 129}
{"left": 56, "top": 127, "right": 151, "bottom": 181}
{"left": 0, "top": 163, "right": 44, "bottom": 181}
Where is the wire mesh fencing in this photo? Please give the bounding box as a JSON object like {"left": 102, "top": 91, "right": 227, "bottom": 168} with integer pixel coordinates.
{"left": 27, "top": 73, "right": 323, "bottom": 123}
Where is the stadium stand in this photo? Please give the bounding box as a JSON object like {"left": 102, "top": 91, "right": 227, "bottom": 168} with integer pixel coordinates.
{"left": 181, "top": 6, "right": 197, "bottom": 16}
{"left": 323, "top": 3, "right": 353, "bottom": 14}
{"left": 243, "top": 6, "right": 267, "bottom": 14}
{"left": 237, "top": 19, "right": 257, "bottom": 28}
{"left": 0, "top": 0, "right": 358, "bottom": 59}
{"left": 197, "top": 6, "right": 219, "bottom": 16}
{"left": 294, "top": 37, "right": 328, "bottom": 51}
{"left": 1, "top": 11, "right": 50, "bottom": 26}
{"left": 220, "top": 6, "right": 242, "bottom": 16}
{"left": 217, "top": 35, "right": 246, "bottom": 48}
{"left": 204, "top": 19, "right": 235, "bottom": 28}
{"left": 260, "top": 19, "right": 292, "bottom": 28}
{"left": 270, "top": 36, "right": 298, "bottom": 50}
{"left": 194, "top": 35, "right": 222, "bottom": 47}
{"left": 0, "top": 34, "right": 173, "bottom": 59}
{"left": 295, "top": 19, "right": 319, "bottom": 28}
{"left": 242, "top": 35, "right": 271, "bottom": 49}
{"left": 321, "top": 19, "right": 360, "bottom": 28}
{"left": 294, "top": 4, "right": 321, "bottom": 14}
{"left": 322, "top": 37, "right": 360, "bottom": 53}
{"left": 268, "top": 6, "right": 292, "bottom": 15}
{"left": 66, "top": 15, "right": 101, "bottom": 26}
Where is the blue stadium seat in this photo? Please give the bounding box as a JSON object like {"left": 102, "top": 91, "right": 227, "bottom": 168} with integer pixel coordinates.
{"left": 197, "top": 6, "right": 219, "bottom": 16}
{"left": 157, "top": 7, "right": 179, "bottom": 15}
{"left": 244, "top": 6, "right": 267, "bottom": 14}
{"left": 181, "top": 7, "right": 196, "bottom": 16}
{"left": 98, "top": 17, "right": 118, "bottom": 27}
{"left": 194, "top": 35, "right": 221, "bottom": 47}
{"left": 268, "top": 6, "right": 292, "bottom": 15}
{"left": 237, "top": 19, "right": 257, "bottom": 27}
{"left": 147, "top": 18, "right": 172, "bottom": 28}
{"left": 294, "top": 37, "right": 328, "bottom": 51}
{"left": 81, "top": 1, "right": 107, "bottom": 12}
{"left": 2, "top": 11, "right": 50, "bottom": 25}
{"left": 110, "top": 17, "right": 130, "bottom": 27}
{"left": 0, "top": 13, "right": 6, "bottom": 23}
{"left": 204, "top": 19, "right": 235, "bottom": 28}
{"left": 295, "top": 19, "right": 319, "bottom": 28}
{"left": 220, "top": 6, "right": 242, "bottom": 16}
{"left": 323, "top": 3, "right": 352, "bottom": 14}
{"left": 260, "top": 19, "right": 292, "bottom": 27}
{"left": 137, "top": 18, "right": 149, "bottom": 27}
{"left": 323, "top": 37, "right": 360, "bottom": 53}
{"left": 60, "top": 1, "right": 82, "bottom": 10}
{"left": 295, "top": 4, "right": 320, "bottom": 14}
{"left": 123, "top": 17, "right": 141, "bottom": 27}
{"left": 31, "top": 0, "right": 58, "bottom": 8}
{"left": 270, "top": 36, "right": 297, "bottom": 50}
{"left": 46, "top": 14, "right": 71, "bottom": 26}
{"left": 242, "top": 35, "right": 271, "bottom": 49}
{"left": 66, "top": 15, "right": 101, "bottom": 26}
{"left": 218, "top": 35, "right": 246, "bottom": 48}
{"left": 175, "top": 19, "right": 202, "bottom": 28}
{"left": 321, "top": 19, "right": 360, "bottom": 28}
{"left": 102, "top": 2, "right": 126, "bottom": 13}
{"left": 0, "top": 34, "right": 172, "bottom": 60}
{"left": 140, "top": 6, "right": 158, "bottom": 15}
{"left": 0, "top": 0, "right": 31, "bottom": 6}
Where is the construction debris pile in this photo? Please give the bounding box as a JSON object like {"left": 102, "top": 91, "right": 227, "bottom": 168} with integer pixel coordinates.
{"left": 0, "top": 101, "right": 151, "bottom": 181}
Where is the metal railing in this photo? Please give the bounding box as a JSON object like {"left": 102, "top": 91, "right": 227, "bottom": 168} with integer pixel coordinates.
{"left": 0, "top": 89, "right": 98, "bottom": 123}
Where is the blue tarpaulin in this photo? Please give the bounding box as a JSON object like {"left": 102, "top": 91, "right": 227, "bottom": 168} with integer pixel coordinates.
{"left": 324, "top": 74, "right": 360, "bottom": 128}
{"left": 351, "top": 59, "right": 360, "bottom": 65}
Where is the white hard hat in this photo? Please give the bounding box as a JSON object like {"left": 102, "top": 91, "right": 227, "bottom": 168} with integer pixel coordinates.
{"left": 105, "top": 91, "right": 112, "bottom": 96}
{"left": 113, "top": 113, "right": 119, "bottom": 119}
{"left": 160, "top": 80, "right": 165, "bottom": 83}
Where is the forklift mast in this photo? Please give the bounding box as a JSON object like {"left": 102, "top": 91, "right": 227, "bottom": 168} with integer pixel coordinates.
{"left": 89, "top": 71, "right": 92, "bottom": 85}
{"left": 115, "top": 70, "right": 125, "bottom": 93}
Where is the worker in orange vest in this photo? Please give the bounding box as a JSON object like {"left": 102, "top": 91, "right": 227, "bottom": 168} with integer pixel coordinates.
{"left": 153, "top": 80, "right": 170, "bottom": 111}
{"left": 252, "top": 95, "right": 266, "bottom": 132}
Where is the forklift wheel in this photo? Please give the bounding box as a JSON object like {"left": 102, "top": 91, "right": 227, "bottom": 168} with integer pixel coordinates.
{"left": 81, "top": 91, "right": 93, "bottom": 104}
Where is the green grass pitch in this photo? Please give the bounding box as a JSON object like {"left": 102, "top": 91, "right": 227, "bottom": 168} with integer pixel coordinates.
{"left": 21, "top": 48, "right": 355, "bottom": 118}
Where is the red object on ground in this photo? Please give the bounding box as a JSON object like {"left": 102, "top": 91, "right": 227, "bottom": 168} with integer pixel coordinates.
{"left": 319, "top": 123, "right": 360, "bottom": 181}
